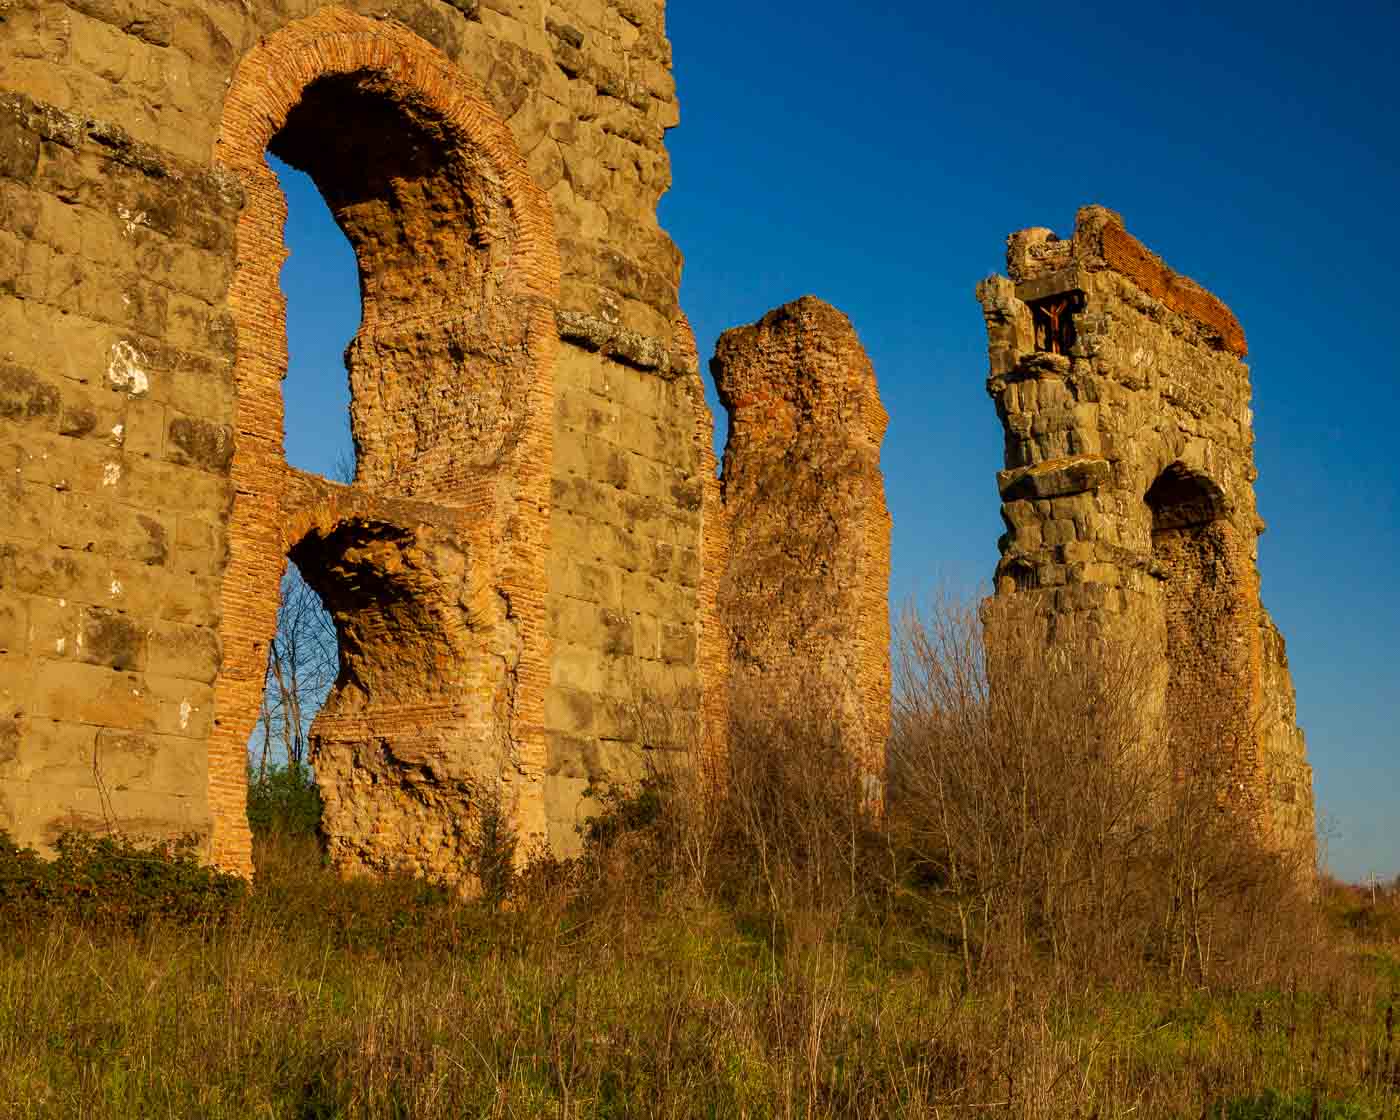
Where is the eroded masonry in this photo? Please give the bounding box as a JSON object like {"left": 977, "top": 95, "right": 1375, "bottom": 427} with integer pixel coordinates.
{"left": 978, "top": 206, "right": 1314, "bottom": 853}
{"left": 1, "top": 3, "right": 1311, "bottom": 879}
{"left": 0, "top": 0, "right": 891, "bottom": 878}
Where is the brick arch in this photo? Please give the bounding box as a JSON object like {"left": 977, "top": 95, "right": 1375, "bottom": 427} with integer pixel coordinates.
{"left": 1145, "top": 461, "right": 1230, "bottom": 530}
{"left": 207, "top": 7, "right": 560, "bottom": 875}
{"left": 1145, "top": 459, "right": 1262, "bottom": 811}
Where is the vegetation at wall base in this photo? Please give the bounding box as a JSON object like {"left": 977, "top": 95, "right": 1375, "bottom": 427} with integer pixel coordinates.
{"left": 0, "top": 606, "right": 1394, "bottom": 1118}
{"left": 246, "top": 758, "right": 324, "bottom": 840}
{"left": 0, "top": 826, "right": 1394, "bottom": 1119}
{"left": 0, "top": 830, "right": 246, "bottom": 931}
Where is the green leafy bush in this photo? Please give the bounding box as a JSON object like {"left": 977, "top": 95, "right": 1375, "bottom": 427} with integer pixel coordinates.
{"left": 0, "top": 829, "right": 246, "bottom": 929}
{"left": 465, "top": 780, "right": 518, "bottom": 905}
{"left": 247, "top": 759, "right": 323, "bottom": 838}
{"left": 580, "top": 774, "right": 668, "bottom": 851}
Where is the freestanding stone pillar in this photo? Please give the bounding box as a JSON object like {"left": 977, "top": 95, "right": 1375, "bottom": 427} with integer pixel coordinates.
{"left": 977, "top": 205, "right": 1314, "bottom": 855}
{"left": 710, "top": 297, "right": 892, "bottom": 790}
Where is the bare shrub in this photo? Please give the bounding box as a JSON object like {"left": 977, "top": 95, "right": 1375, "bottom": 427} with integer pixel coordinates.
{"left": 573, "top": 672, "right": 884, "bottom": 942}
{"left": 715, "top": 675, "right": 883, "bottom": 924}
{"left": 890, "top": 596, "right": 1326, "bottom": 989}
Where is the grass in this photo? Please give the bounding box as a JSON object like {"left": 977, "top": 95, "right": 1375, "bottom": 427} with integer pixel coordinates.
{"left": 0, "top": 827, "right": 1395, "bottom": 1119}
{"left": 3, "top": 604, "right": 1397, "bottom": 1118}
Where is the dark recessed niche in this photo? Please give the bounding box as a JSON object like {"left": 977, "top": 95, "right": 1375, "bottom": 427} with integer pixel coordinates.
{"left": 1028, "top": 291, "right": 1083, "bottom": 356}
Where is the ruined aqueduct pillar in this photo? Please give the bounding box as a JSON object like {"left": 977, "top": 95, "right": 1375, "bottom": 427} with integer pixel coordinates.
{"left": 710, "top": 298, "right": 892, "bottom": 787}
{"left": 977, "top": 205, "right": 1314, "bottom": 853}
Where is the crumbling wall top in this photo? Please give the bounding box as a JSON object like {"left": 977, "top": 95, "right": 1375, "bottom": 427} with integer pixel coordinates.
{"left": 1006, "top": 205, "right": 1247, "bottom": 358}
{"left": 712, "top": 296, "right": 889, "bottom": 453}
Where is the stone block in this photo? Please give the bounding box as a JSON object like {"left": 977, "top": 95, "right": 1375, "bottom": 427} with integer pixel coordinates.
{"left": 77, "top": 605, "right": 148, "bottom": 671}
{"left": 29, "top": 660, "right": 155, "bottom": 729}
{"left": 545, "top": 731, "right": 589, "bottom": 779}
{"left": 1, "top": 478, "right": 55, "bottom": 543}
{"left": 550, "top": 640, "right": 603, "bottom": 693}
{"left": 147, "top": 620, "right": 219, "bottom": 683}
{"left": 51, "top": 492, "right": 171, "bottom": 566}
{"left": 0, "top": 362, "right": 61, "bottom": 429}
{"left": 544, "top": 685, "right": 594, "bottom": 736}
{"left": 658, "top": 619, "right": 694, "bottom": 666}
{"left": 550, "top": 556, "right": 618, "bottom": 605}
{"left": 998, "top": 454, "right": 1111, "bottom": 501}
{"left": 0, "top": 598, "right": 27, "bottom": 656}
{"left": 0, "top": 104, "right": 40, "bottom": 183}
{"left": 164, "top": 411, "right": 233, "bottom": 474}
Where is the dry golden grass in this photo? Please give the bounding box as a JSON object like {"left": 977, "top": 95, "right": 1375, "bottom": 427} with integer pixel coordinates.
{"left": 0, "top": 602, "right": 1395, "bottom": 1118}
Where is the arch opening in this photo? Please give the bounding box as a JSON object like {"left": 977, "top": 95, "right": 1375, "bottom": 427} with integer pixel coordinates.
{"left": 251, "top": 563, "right": 338, "bottom": 768}
{"left": 211, "top": 8, "right": 561, "bottom": 877}
{"left": 267, "top": 153, "right": 358, "bottom": 482}
{"left": 1147, "top": 463, "right": 1252, "bottom": 788}
{"left": 250, "top": 63, "right": 526, "bottom": 871}
{"left": 285, "top": 515, "right": 507, "bottom": 877}
{"left": 266, "top": 69, "right": 532, "bottom": 500}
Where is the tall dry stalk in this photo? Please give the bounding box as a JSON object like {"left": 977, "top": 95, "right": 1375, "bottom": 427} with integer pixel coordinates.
{"left": 889, "top": 596, "right": 1323, "bottom": 989}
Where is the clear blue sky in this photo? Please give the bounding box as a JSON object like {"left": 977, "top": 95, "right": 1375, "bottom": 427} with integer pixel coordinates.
{"left": 272, "top": 1, "right": 1399, "bottom": 882}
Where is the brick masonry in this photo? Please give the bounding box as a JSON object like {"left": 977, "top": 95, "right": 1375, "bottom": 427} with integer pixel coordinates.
{"left": 977, "top": 205, "right": 1315, "bottom": 856}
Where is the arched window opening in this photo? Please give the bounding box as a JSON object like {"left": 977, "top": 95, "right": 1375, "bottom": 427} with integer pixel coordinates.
{"left": 247, "top": 559, "right": 336, "bottom": 836}
{"left": 245, "top": 156, "right": 355, "bottom": 825}
{"left": 267, "top": 154, "right": 358, "bottom": 482}
{"left": 1146, "top": 463, "right": 1227, "bottom": 533}
{"left": 266, "top": 70, "right": 530, "bottom": 501}
{"left": 243, "top": 67, "right": 528, "bottom": 853}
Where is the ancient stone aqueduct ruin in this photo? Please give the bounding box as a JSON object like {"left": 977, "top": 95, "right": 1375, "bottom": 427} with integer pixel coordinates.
{"left": 0, "top": 0, "right": 1313, "bottom": 878}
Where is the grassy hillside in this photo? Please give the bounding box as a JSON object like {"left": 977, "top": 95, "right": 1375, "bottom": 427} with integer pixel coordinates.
{"left": 1, "top": 607, "right": 1394, "bottom": 1118}
{"left": 0, "top": 825, "right": 1395, "bottom": 1119}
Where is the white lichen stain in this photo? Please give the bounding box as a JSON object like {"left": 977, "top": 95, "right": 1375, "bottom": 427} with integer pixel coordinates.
{"left": 179, "top": 699, "right": 192, "bottom": 731}
{"left": 116, "top": 205, "right": 148, "bottom": 236}
{"left": 109, "top": 579, "right": 122, "bottom": 597}
{"left": 102, "top": 461, "right": 121, "bottom": 487}
{"left": 107, "top": 340, "right": 149, "bottom": 397}
{"left": 110, "top": 423, "right": 124, "bottom": 445}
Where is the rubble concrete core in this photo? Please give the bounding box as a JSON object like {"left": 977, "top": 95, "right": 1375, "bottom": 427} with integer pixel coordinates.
{"left": 711, "top": 297, "right": 892, "bottom": 790}
{"left": 978, "top": 205, "right": 1315, "bottom": 858}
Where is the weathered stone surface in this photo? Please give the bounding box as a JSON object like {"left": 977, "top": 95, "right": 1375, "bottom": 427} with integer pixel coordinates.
{"left": 0, "top": 0, "right": 713, "bottom": 879}
{"left": 710, "top": 297, "right": 892, "bottom": 784}
{"left": 978, "top": 205, "right": 1314, "bottom": 858}
{"left": 1, "top": 0, "right": 897, "bottom": 881}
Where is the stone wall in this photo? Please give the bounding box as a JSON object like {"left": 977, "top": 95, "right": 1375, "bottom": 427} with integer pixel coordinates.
{"left": 977, "top": 205, "right": 1314, "bottom": 856}
{"left": 0, "top": 0, "right": 721, "bottom": 878}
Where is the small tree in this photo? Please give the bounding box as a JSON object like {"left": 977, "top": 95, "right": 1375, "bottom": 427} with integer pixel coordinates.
{"left": 252, "top": 568, "right": 338, "bottom": 777}
{"left": 247, "top": 444, "right": 352, "bottom": 837}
